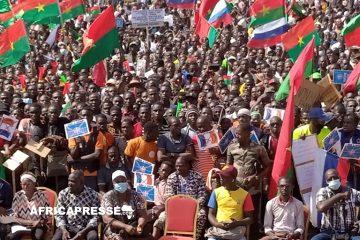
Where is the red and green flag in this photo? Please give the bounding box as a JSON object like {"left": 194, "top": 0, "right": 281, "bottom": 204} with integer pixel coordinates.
{"left": 269, "top": 38, "right": 315, "bottom": 199}
{"left": 60, "top": 0, "right": 85, "bottom": 22}
{"left": 0, "top": 20, "right": 30, "bottom": 68}
{"left": 343, "top": 62, "right": 360, "bottom": 94}
{"left": 288, "top": 0, "right": 306, "bottom": 19}
{"left": 87, "top": 5, "right": 100, "bottom": 18}
{"left": 282, "top": 16, "right": 321, "bottom": 61}
{"left": 194, "top": 0, "right": 233, "bottom": 48}
{"left": 248, "top": 0, "right": 286, "bottom": 28}
{"left": 275, "top": 59, "right": 313, "bottom": 101}
{"left": 341, "top": 14, "right": 360, "bottom": 47}
{"left": 0, "top": 10, "right": 14, "bottom": 28}
{"left": 16, "top": 0, "right": 60, "bottom": 25}
{"left": 0, "top": 6, "right": 25, "bottom": 28}
{"left": 0, "top": 0, "right": 11, "bottom": 13}
{"left": 71, "top": 5, "right": 119, "bottom": 72}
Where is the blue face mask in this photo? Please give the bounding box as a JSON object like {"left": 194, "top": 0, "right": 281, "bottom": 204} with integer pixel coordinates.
{"left": 114, "top": 182, "right": 128, "bottom": 193}
{"left": 327, "top": 179, "right": 341, "bottom": 191}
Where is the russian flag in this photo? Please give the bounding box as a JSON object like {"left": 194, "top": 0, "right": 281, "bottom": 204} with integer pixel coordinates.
{"left": 248, "top": 18, "right": 288, "bottom": 48}
{"left": 207, "top": 0, "right": 233, "bottom": 28}
{"left": 310, "top": 149, "right": 349, "bottom": 227}
{"left": 167, "top": 0, "right": 196, "bottom": 9}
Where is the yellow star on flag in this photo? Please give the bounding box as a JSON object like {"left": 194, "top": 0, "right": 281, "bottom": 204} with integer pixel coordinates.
{"left": 10, "top": 42, "right": 14, "bottom": 50}
{"left": 64, "top": 7, "right": 71, "bottom": 13}
{"left": 36, "top": 3, "right": 45, "bottom": 12}
{"left": 260, "top": 5, "right": 270, "bottom": 16}
{"left": 83, "top": 36, "right": 95, "bottom": 53}
{"left": 297, "top": 35, "right": 304, "bottom": 46}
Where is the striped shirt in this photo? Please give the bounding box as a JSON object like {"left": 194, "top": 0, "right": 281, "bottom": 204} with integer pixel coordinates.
{"left": 191, "top": 137, "right": 219, "bottom": 181}
{"left": 11, "top": 189, "right": 50, "bottom": 221}
{"left": 316, "top": 186, "right": 360, "bottom": 233}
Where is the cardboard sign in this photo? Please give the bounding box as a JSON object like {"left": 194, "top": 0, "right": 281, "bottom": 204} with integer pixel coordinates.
{"left": 317, "top": 75, "right": 341, "bottom": 108}
{"left": 25, "top": 139, "right": 51, "bottom": 158}
{"left": 333, "top": 69, "right": 351, "bottom": 85}
{"left": 2, "top": 150, "right": 29, "bottom": 171}
{"left": 131, "top": 9, "right": 165, "bottom": 28}
{"left": 295, "top": 79, "right": 323, "bottom": 110}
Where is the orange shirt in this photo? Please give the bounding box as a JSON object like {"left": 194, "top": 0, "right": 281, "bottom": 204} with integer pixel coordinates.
{"left": 68, "top": 131, "right": 114, "bottom": 176}
{"left": 124, "top": 137, "right": 157, "bottom": 164}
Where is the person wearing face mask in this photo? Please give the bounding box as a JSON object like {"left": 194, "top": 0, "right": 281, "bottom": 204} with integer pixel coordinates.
{"left": 312, "top": 169, "right": 360, "bottom": 240}
{"left": 101, "top": 170, "right": 153, "bottom": 240}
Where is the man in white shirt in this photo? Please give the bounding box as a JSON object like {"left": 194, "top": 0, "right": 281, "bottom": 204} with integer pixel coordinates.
{"left": 261, "top": 177, "right": 304, "bottom": 240}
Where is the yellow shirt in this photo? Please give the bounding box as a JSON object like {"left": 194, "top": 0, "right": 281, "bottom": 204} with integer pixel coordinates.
{"left": 209, "top": 186, "right": 254, "bottom": 222}
{"left": 292, "top": 124, "right": 330, "bottom": 148}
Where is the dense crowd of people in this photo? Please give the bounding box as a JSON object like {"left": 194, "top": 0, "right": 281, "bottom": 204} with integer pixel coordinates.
{"left": 1, "top": 0, "right": 360, "bottom": 239}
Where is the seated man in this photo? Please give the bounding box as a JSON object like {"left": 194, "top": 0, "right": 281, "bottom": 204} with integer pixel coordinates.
{"left": 312, "top": 169, "right": 360, "bottom": 240}
{"left": 53, "top": 170, "right": 99, "bottom": 240}
{"left": 205, "top": 166, "right": 254, "bottom": 240}
{"left": 261, "top": 177, "right": 304, "bottom": 240}
{"left": 152, "top": 161, "right": 174, "bottom": 239}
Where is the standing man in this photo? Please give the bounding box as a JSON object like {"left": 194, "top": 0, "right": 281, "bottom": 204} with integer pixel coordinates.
{"left": 227, "top": 123, "right": 272, "bottom": 239}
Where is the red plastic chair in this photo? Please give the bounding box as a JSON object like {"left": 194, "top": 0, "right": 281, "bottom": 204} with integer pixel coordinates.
{"left": 159, "top": 194, "right": 199, "bottom": 240}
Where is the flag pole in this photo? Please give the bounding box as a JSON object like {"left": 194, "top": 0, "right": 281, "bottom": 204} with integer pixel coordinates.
{"left": 56, "top": 0, "right": 64, "bottom": 26}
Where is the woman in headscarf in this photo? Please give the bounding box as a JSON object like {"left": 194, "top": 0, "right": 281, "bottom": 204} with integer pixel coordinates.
{"left": 8, "top": 172, "right": 50, "bottom": 240}
{"left": 101, "top": 170, "right": 153, "bottom": 240}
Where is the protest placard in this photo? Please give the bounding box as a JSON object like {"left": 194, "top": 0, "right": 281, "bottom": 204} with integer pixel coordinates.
{"left": 333, "top": 69, "right": 351, "bottom": 84}
{"left": 317, "top": 75, "right": 342, "bottom": 108}
{"left": 292, "top": 135, "right": 319, "bottom": 206}
{"left": 294, "top": 79, "right": 323, "bottom": 111}
{"left": 64, "top": 119, "right": 90, "bottom": 139}
{"left": 0, "top": 115, "right": 18, "bottom": 141}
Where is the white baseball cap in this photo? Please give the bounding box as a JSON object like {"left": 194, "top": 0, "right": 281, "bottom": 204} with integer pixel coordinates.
{"left": 112, "top": 170, "right": 127, "bottom": 181}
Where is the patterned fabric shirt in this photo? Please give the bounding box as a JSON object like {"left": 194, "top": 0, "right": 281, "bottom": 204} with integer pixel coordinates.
{"left": 55, "top": 186, "right": 99, "bottom": 230}
{"left": 11, "top": 189, "right": 50, "bottom": 221}
{"left": 165, "top": 170, "right": 207, "bottom": 208}
{"left": 316, "top": 186, "right": 360, "bottom": 233}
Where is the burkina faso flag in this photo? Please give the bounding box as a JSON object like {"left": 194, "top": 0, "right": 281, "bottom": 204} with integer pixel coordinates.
{"left": 60, "top": 0, "right": 85, "bottom": 22}
{"left": 71, "top": 5, "right": 119, "bottom": 72}
{"left": 16, "top": 0, "right": 60, "bottom": 24}
{"left": 0, "top": 20, "right": 30, "bottom": 67}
